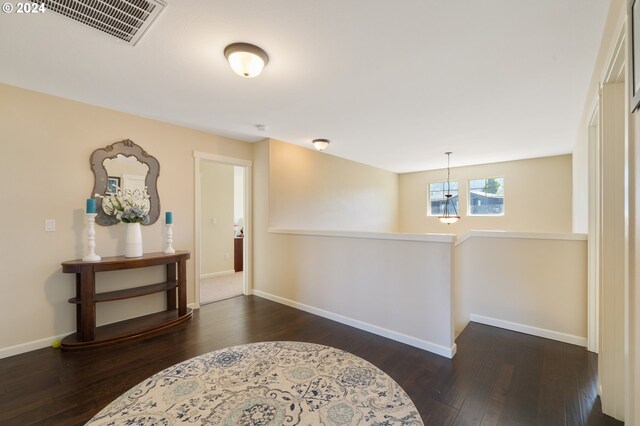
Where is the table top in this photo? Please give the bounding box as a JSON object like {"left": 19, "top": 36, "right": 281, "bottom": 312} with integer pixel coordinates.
{"left": 62, "top": 251, "right": 190, "bottom": 272}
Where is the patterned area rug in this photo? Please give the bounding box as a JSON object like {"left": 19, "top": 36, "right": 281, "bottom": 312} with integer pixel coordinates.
{"left": 87, "top": 341, "right": 423, "bottom": 425}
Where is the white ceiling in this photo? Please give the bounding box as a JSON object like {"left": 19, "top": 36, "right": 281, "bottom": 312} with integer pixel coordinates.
{"left": 0, "top": 0, "right": 610, "bottom": 173}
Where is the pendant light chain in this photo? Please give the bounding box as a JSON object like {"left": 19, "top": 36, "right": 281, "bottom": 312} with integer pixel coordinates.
{"left": 446, "top": 152, "right": 451, "bottom": 196}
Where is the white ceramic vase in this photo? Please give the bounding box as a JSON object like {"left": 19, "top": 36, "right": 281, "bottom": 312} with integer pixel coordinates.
{"left": 125, "top": 222, "right": 143, "bottom": 257}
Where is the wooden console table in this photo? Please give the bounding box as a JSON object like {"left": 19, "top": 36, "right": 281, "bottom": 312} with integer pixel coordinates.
{"left": 61, "top": 251, "right": 192, "bottom": 350}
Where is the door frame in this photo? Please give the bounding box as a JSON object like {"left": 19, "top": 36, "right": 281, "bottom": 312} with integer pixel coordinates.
{"left": 592, "top": 20, "right": 628, "bottom": 419}
{"left": 193, "top": 151, "right": 252, "bottom": 308}
{"left": 588, "top": 103, "right": 601, "bottom": 354}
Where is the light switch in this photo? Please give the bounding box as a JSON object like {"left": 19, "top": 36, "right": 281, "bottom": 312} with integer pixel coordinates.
{"left": 45, "top": 219, "right": 56, "bottom": 232}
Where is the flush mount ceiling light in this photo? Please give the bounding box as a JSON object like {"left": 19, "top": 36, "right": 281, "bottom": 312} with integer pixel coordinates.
{"left": 224, "top": 43, "right": 269, "bottom": 78}
{"left": 438, "top": 152, "right": 460, "bottom": 225}
{"left": 312, "top": 139, "right": 330, "bottom": 152}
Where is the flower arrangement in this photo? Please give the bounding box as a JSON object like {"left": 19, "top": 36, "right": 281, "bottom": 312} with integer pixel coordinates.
{"left": 96, "top": 186, "right": 150, "bottom": 224}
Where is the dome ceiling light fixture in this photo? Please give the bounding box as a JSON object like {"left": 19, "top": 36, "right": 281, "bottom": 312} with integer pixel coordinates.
{"left": 224, "top": 42, "right": 269, "bottom": 78}
{"left": 312, "top": 139, "right": 330, "bottom": 152}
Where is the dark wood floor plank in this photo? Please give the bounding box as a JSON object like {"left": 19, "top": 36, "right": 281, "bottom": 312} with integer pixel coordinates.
{"left": 453, "top": 379, "right": 493, "bottom": 426}
{"left": 0, "top": 297, "right": 623, "bottom": 426}
{"left": 480, "top": 364, "right": 514, "bottom": 426}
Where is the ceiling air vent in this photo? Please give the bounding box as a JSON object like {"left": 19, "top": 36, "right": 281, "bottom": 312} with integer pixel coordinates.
{"left": 33, "top": 0, "right": 166, "bottom": 45}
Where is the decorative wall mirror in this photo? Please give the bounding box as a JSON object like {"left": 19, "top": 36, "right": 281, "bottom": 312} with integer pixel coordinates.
{"left": 90, "top": 139, "right": 160, "bottom": 226}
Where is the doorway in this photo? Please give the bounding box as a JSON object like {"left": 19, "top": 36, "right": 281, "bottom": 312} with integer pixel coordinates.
{"left": 194, "top": 152, "right": 252, "bottom": 308}
{"left": 588, "top": 25, "right": 627, "bottom": 420}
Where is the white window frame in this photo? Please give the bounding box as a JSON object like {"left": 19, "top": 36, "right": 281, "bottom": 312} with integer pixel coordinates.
{"left": 467, "top": 176, "right": 505, "bottom": 216}
{"left": 427, "top": 180, "right": 460, "bottom": 217}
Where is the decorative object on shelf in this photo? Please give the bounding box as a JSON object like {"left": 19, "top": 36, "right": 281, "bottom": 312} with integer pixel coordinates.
{"left": 97, "top": 186, "right": 150, "bottom": 224}
{"left": 96, "top": 186, "right": 150, "bottom": 258}
{"left": 125, "top": 222, "right": 143, "bottom": 257}
{"left": 86, "top": 198, "right": 97, "bottom": 214}
{"left": 164, "top": 211, "right": 175, "bottom": 254}
{"left": 224, "top": 42, "right": 269, "bottom": 78}
{"left": 83, "top": 198, "right": 101, "bottom": 262}
{"left": 90, "top": 139, "right": 160, "bottom": 226}
{"left": 86, "top": 341, "right": 421, "bottom": 425}
{"left": 438, "top": 152, "right": 460, "bottom": 225}
{"left": 312, "top": 138, "right": 330, "bottom": 152}
{"left": 106, "top": 176, "right": 120, "bottom": 195}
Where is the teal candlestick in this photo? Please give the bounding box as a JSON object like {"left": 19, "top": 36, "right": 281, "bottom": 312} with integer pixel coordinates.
{"left": 86, "top": 198, "right": 97, "bottom": 214}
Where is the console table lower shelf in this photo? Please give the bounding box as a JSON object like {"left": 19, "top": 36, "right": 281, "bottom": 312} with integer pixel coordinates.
{"left": 61, "top": 251, "right": 191, "bottom": 351}
{"left": 61, "top": 308, "right": 193, "bottom": 350}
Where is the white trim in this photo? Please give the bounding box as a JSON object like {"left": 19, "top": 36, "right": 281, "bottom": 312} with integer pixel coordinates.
{"left": 194, "top": 155, "right": 202, "bottom": 310}
{"left": 455, "top": 230, "right": 588, "bottom": 246}
{"left": 243, "top": 166, "right": 252, "bottom": 298}
{"left": 426, "top": 179, "right": 460, "bottom": 217}
{"left": 603, "top": 21, "right": 626, "bottom": 85}
{"left": 194, "top": 153, "right": 253, "bottom": 310}
{"left": 469, "top": 313, "right": 587, "bottom": 347}
{"left": 188, "top": 302, "right": 198, "bottom": 310}
{"left": 193, "top": 151, "right": 253, "bottom": 167}
{"left": 0, "top": 332, "right": 71, "bottom": 359}
{"left": 253, "top": 290, "right": 457, "bottom": 359}
{"left": 622, "top": 15, "right": 631, "bottom": 424}
{"left": 466, "top": 175, "right": 506, "bottom": 217}
{"left": 587, "top": 102, "right": 601, "bottom": 354}
{"left": 200, "top": 270, "right": 235, "bottom": 279}
{"left": 268, "top": 228, "right": 455, "bottom": 243}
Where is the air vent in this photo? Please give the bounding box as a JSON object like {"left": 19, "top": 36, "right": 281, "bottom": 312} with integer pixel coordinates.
{"left": 33, "top": 0, "right": 166, "bottom": 45}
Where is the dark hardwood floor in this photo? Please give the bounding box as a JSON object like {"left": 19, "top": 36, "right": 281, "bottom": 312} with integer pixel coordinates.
{"left": 0, "top": 296, "right": 623, "bottom": 425}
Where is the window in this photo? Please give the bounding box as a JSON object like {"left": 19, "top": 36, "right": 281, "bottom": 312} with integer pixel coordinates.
{"left": 428, "top": 181, "right": 459, "bottom": 216}
{"left": 468, "top": 177, "right": 504, "bottom": 215}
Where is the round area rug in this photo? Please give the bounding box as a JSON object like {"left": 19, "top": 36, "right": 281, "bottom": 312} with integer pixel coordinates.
{"left": 87, "top": 341, "right": 423, "bottom": 425}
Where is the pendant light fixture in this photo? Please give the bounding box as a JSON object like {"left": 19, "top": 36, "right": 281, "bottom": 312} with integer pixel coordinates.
{"left": 224, "top": 43, "right": 269, "bottom": 78}
{"left": 438, "top": 152, "right": 460, "bottom": 224}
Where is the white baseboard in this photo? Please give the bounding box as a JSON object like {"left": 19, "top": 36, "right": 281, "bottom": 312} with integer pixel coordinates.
{"left": 0, "top": 332, "right": 71, "bottom": 360}
{"left": 3, "top": 303, "right": 203, "bottom": 359}
{"left": 252, "top": 290, "right": 457, "bottom": 359}
{"left": 469, "top": 313, "right": 587, "bottom": 347}
{"left": 200, "top": 270, "right": 235, "bottom": 279}
{"left": 2, "top": 295, "right": 459, "bottom": 360}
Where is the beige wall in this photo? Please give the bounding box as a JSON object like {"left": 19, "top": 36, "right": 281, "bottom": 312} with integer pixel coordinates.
{"left": 399, "top": 155, "right": 573, "bottom": 235}
{"left": 200, "top": 161, "right": 234, "bottom": 275}
{"left": 454, "top": 233, "right": 587, "bottom": 343}
{"left": 0, "top": 83, "right": 252, "bottom": 354}
{"left": 269, "top": 139, "right": 399, "bottom": 232}
{"left": 252, "top": 140, "right": 456, "bottom": 356}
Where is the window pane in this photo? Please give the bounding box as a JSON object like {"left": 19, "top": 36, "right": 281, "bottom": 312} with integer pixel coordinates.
{"left": 449, "top": 195, "right": 459, "bottom": 213}
{"left": 430, "top": 191, "right": 444, "bottom": 200}
{"left": 428, "top": 181, "right": 458, "bottom": 216}
{"left": 469, "top": 179, "right": 484, "bottom": 190}
{"left": 431, "top": 201, "right": 444, "bottom": 215}
{"left": 493, "top": 177, "right": 504, "bottom": 195}
{"left": 469, "top": 178, "right": 504, "bottom": 215}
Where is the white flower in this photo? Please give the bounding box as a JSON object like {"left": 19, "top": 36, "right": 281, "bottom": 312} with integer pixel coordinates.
{"left": 96, "top": 186, "right": 150, "bottom": 224}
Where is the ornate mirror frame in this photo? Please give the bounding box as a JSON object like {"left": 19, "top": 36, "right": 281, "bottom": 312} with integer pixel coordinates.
{"left": 90, "top": 139, "right": 160, "bottom": 226}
